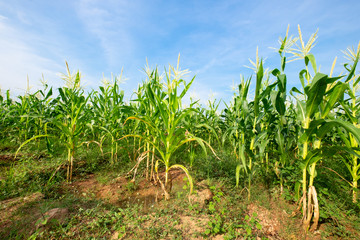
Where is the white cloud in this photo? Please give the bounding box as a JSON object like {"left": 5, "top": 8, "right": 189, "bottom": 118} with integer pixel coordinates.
{"left": 75, "top": 0, "right": 136, "bottom": 68}
{"left": 0, "top": 17, "right": 64, "bottom": 95}
{"left": 0, "top": 14, "right": 7, "bottom": 21}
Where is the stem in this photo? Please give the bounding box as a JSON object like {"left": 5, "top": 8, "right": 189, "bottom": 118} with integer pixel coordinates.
{"left": 302, "top": 141, "right": 308, "bottom": 193}
{"left": 308, "top": 163, "right": 317, "bottom": 187}
{"left": 266, "top": 152, "right": 269, "bottom": 173}
{"left": 165, "top": 166, "right": 169, "bottom": 186}
{"left": 353, "top": 175, "right": 358, "bottom": 203}
{"left": 309, "top": 139, "right": 321, "bottom": 187}
{"left": 302, "top": 116, "right": 310, "bottom": 215}
{"left": 146, "top": 130, "right": 150, "bottom": 180}
{"left": 70, "top": 150, "right": 74, "bottom": 182}
{"left": 67, "top": 147, "right": 71, "bottom": 182}
{"left": 115, "top": 141, "right": 118, "bottom": 162}
{"left": 352, "top": 167, "right": 358, "bottom": 203}
{"left": 111, "top": 137, "right": 114, "bottom": 165}
{"left": 150, "top": 139, "right": 156, "bottom": 182}
{"left": 248, "top": 174, "right": 251, "bottom": 201}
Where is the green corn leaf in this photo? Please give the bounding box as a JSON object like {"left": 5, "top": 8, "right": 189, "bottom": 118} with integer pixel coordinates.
{"left": 15, "top": 135, "right": 51, "bottom": 159}
{"left": 275, "top": 92, "right": 286, "bottom": 116}
{"left": 345, "top": 50, "right": 359, "bottom": 83}
{"left": 168, "top": 164, "right": 193, "bottom": 194}
{"left": 236, "top": 164, "right": 241, "bottom": 187}
{"left": 290, "top": 87, "right": 303, "bottom": 95}
{"left": 305, "top": 73, "right": 328, "bottom": 118}
{"left": 254, "top": 60, "right": 264, "bottom": 118}
{"left": 322, "top": 82, "right": 348, "bottom": 118}
{"left": 317, "top": 119, "right": 360, "bottom": 144}
{"left": 305, "top": 54, "right": 317, "bottom": 73}
{"left": 299, "top": 70, "right": 308, "bottom": 90}
{"left": 339, "top": 101, "right": 358, "bottom": 123}
{"left": 281, "top": 56, "right": 286, "bottom": 72}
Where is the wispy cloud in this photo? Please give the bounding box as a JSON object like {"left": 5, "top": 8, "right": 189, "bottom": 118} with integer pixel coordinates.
{"left": 0, "top": 16, "right": 63, "bottom": 95}
{"left": 75, "top": 0, "right": 142, "bottom": 69}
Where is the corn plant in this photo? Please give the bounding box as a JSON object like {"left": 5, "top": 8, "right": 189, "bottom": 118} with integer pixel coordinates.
{"left": 0, "top": 90, "right": 13, "bottom": 141}
{"left": 124, "top": 57, "right": 216, "bottom": 199}
{"left": 27, "top": 83, "right": 54, "bottom": 150}
{"left": 53, "top": 66, "right": 91, "bottom": 182}
{"left": 14, "top": 63, "right": 91, "bottom": 183}
{"left": 269, "top": 27, "right": 296, "bottom": 193}
{"left": 200, "top": 99, "right": 222, "bottom": 146}
{"left": 7, "top": 79, "right": 35, "bottom": 144}
{"left": 336, "top": 42, "right": 360, "bottom": 203}
{"left": 223, "top": 75, "right": 253, "bottom": 199}
{"left": 90, "top": 75, "right": 127, "bottom": 164}
{"left": 287, "top": 26, "right": 360, "bottom": 230}
{"left": 181, "top": 98, "right": 221, "bottom": 168}
{"left": 130, "top": 71, "right": 164, "bottom": 181}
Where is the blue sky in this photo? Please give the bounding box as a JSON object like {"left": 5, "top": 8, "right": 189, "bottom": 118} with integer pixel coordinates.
{"left": 0, "top": 0, "right": 359, "bottom": 105}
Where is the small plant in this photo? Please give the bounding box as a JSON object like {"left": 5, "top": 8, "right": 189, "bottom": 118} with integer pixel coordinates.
{"left": 241, "top": 213, "right": 263, "bottom": 238}
{"left": 224, "top": 213, "right": 263, "bottom": 240}
{"left": 126, "top": 180, "right": 138, "bottom": 193}
{"left": 205, "top": 186, "right": 226, "bottom": 236}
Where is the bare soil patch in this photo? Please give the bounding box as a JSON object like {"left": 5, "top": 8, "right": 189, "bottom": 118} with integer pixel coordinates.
{"left": 175, "top": 215, "right": 210, "bottom": 238}
{"left": 68, "top": 169, "right": 187, "bottom": 209}
{"left": 247, "top": 195, "right": 305, "bottom": 240}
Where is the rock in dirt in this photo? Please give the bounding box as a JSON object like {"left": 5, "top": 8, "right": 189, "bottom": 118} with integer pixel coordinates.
{"left": 111, "top": 231, "right": 119, "bottom": 240}
{"left": 196, "top": 180, "right": 210, "bottom": 189}
{"left": 111, "top": 231, "right": 126, "bottom": 240}
{"left": 189, "top": 188, "right": 213, "bottom": 207}
{"left": 212, "top": 234, "right": 225, "bottom": 240}
{"left": 36, "top": 208, "right": 69, "bottom": 229}
{"left": 23, "top": 192, "right": 44, "bottom": 202}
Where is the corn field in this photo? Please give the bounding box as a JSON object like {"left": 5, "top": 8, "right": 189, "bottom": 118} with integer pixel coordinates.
{"left": 1, "top": 26, "right": 360, "bottom": 233}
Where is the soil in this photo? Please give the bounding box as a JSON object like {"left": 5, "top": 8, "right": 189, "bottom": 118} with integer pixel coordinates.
{"left": 0, "top": 155, "right": 16, "bottom": 169}
{"left": 67, "top": 168, "right": 187, "bottom": 210}
{"left": 175, "top": 215, "right": 210, "bottom": 239}
{"left": 0, "top": 192, "right": 44, "bottom": 232}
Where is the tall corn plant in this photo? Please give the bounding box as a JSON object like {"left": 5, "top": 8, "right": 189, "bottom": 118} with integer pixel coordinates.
{"left": 52, "top": 63, "right": 91, "bottom": 182}
{"left": 14, "top": 63, "right": 91, "bottom": 182}
{"left": 90, "top": 75, "right": 127, "bottom": 164}
{"left": 225, "top": 48, "right": 272, "bottom": 200}
{"left": 2, "top": 79, "right": 53, "bottom": 149}
{"left": 124, "top": 57, "right": 215, "bottom": 199}
{"left": 27, "top": 83, "right": 54, "bottom": 150}
{"left": 0, "top": 89, "right": 10, "bottom": 141}
{"left": 9, "top": 79, "right": 34, "bottom": 144}
{"left": 336, "top": 42, "right": 360, "bottom": 203}
{"left": 130, "top": 71, "right": 164, "bottom": 181}
{"left": 223, "top": 75, "right": 253, "bottom": 199}
{"left": 1, "top": 91, "right": 16, "bottom": 142}
{"left": 288, "top": 26, "right": 360, "bottom": 230}
{"left": 269, "top": 26, "right": 297, "bottom": 193}
{"left": 199, "top": 99, "right": 222, "bottom": 147}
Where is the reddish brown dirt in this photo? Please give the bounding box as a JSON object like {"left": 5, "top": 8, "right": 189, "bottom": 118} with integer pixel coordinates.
{"left": 247, "top": 196, "right": 305, "bottom": 240}
{"left": 0, "top": 192, "right": 44, "bottom": 230}
{"left": 0, "top": 155, "right": 16, "bottom": 166}
{"left": 247, "top": 203, "right": 282, "bottom": 238}
{"left": 175, "top": 215, "right": 210, "bottom": 239}
{"left": 68, "top": 169, "right": 187, "bottom": 208}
